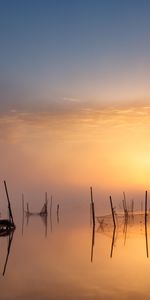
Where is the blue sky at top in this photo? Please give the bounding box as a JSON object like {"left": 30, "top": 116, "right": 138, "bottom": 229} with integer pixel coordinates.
{"left": 0, "top": 0, "right": 150, "bottom": 112}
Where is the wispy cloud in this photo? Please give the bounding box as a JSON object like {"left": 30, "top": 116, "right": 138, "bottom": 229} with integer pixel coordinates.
{"left": 0, "top": 104, "right": 150, "bottom": 144}
{"left": 62, "top": 97, "right": 81, "bottom": 103}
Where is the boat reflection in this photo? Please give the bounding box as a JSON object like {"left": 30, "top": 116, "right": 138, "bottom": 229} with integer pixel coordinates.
{"left": 1, "top": 228, "right": 15, "bottom": 276}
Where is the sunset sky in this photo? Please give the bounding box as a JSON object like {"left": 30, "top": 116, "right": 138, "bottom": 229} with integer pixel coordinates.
{"left": 0, "top": 1, "right": 150, "bottom": 208}
{"left": 1, "top": 0, "right": 150, "bottom": 111}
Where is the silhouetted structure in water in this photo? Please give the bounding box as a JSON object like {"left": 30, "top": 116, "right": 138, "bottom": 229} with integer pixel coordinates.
{"left": 145, "top": 191, "right": 149, "bottom": 257}
{"left": 50, "top": 196, "right": 53, "bottom": 232}
{"left": 25, "top": 209, "right": 48, "bottom": 237}
{"left": 89, "top": 187, "right": 96, "bottom": 262}
{"left": 24, "top": 193, "right": 48, "bottom": 236}
{"left": 0, "top": 181, "right": 15, "bottom": 235}
{"left": 57, "top": 204, "right": 59, "bottom": 223}
{"left": 90, "top": 187, "right": 95, "bottom": 227}
{"left": 25, "top": 192, "right": 48, "bottom": 217}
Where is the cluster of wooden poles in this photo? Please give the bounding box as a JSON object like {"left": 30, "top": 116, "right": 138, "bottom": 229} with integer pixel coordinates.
{"left": 90, "top": 187, "right": 149, "bottom": 228}
{"left": 109, "top": 190, "right": 148, "bottom": 228}
{"left": 90, "top": 187, "right": 150, "bottom": 260}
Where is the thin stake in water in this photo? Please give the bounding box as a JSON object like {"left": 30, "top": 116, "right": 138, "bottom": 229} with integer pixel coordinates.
{"left": 110, "top": 196, "right": 116, "bottom": 228}
{"left": 90, "top": 187, "right": 95, "bottom": 227}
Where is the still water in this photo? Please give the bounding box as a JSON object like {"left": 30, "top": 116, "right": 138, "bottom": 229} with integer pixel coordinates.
{"left": 0, "top": 206, "right": 150, "bottom": 300}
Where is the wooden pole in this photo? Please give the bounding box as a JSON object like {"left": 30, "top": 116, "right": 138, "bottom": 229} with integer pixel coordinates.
{"left": 45, "top": 192, "right": 48, "bottom": 215}
{"left": 50, "top": 196, "right": 52, "bottom": 232}
{"left": 22, "top": 193, "right": 24, "bottom": 236}
{"left": 145, "top": 190, "right": 148, "bottom": 223}
{"left": 123, "top": 192, "right": 128, "bottom": 216}
{"left": 144, "top": 191, "right": 149, "bottom": 257}
{"left": 110, "top": 196, "right": 116, "bottom": 228}
{"left": 57, "top": 204, "right": 59, "bottom": 223}
{"left": 27, "top": 202, "right": 29, "bottom": 214}
{"left": 50, "top": 196, "right": 52, "bottom": 212}
{"left": 22, "top": 194, "right": 24, "bottom": 214}
{"left": 90, "top": 187, "right": 95, "bottom": 227}
{"left": 90, "top": 202, "right": 92, "bottom": 226}
{"left": 4, "top": 180, "right": 14, "bottom": 225}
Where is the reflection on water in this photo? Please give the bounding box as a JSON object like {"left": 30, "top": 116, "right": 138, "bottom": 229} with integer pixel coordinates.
{"left": 110, "top": 227, "right": 116, "bottom": 258}
{"left": 96, "top": 213, "right": 149, "bottom": 259}
{"left": 90, "top": 224, "right": 95, "bottom": 263}
{"left": 2, "top": 229, "right": 15, "bottom": 276}
{"left": 0, "top": 204, "right": 150, "bottom": 300}
{"left": 22, "top": 209, "right": 48, "bottom": 238}
{"left": 145, "top": 221, "right": 149, "bottom": 258}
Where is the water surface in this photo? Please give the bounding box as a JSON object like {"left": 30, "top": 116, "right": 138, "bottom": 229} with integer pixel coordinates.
{"left": 0, "top": 208, "right": 150, "bottom": 300}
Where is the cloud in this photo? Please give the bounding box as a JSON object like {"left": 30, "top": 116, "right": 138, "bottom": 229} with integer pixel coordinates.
{"left": 62, "top": 97, "right": 80, "bottom": 103}
{"left": 0, "top": 104, "right": 150, "bottom": 145}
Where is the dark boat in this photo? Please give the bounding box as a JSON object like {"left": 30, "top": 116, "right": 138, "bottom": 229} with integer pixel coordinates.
{"left": 0, "top": 181, "right": 16, "bottom": 235}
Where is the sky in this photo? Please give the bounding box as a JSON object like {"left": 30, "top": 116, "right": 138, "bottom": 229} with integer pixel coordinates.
{"left": 1, "top": 0, "right": 150, "bottom": 112}
{"left": 0, "top": 1, "right": 150, "bottom": 208}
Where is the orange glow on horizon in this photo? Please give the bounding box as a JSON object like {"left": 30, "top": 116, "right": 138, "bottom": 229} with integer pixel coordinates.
{"left": 0, "top": 105, "right": 150, "bottom": 191}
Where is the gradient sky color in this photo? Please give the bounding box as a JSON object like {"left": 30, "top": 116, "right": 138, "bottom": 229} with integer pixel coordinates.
{"left": 1, "top": 0, "right": 150, "bottom": 112}
{"left": 0, "top": 1, "right": 150, "bottom": 207}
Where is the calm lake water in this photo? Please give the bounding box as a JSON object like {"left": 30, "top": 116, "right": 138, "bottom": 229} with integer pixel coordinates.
{"left": 0, "top": 206, "right": 150, "bottom": 300}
